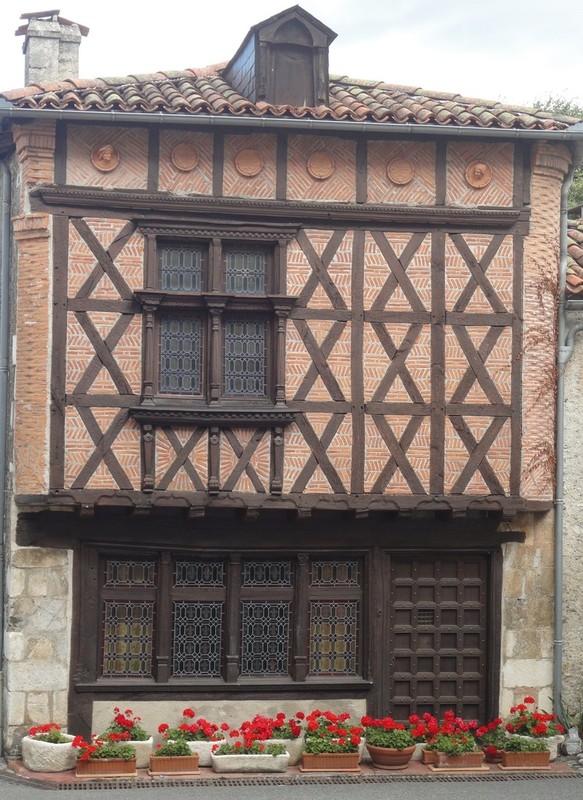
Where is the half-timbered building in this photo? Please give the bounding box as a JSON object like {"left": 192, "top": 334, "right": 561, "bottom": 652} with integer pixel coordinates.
{"left": 1, "top": 7, "right": 582, "bottom": 751}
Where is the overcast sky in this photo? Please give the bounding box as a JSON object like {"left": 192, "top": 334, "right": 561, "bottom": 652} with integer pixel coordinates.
{"left": 0, "top": 0, "right": 581, "bottom": 108}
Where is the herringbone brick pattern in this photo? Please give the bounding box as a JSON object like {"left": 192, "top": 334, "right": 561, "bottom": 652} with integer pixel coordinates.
{"left": 446, "top": 142, "right": 514, "bottom": 207}
{"left": 223, "top": 134, "right": 277, "bottom": 199}
{"left": 364, "top": 415, "right": 431, "bottom": 493}
{"left": 368, "top": 140, "right": 436, "bottom": 205}
{"left": 159, "top": 130, "right": 213, "bottom": 194}
{"left": 67, "top": 125, "right": 148, "bottom": 189}
{"left": 219, "top": 427, "right": 271, "bottom": 493}
{"left": 287, "top": 135, "right": 356, "bottom": 202}
{"left": 156, "top": 426, "right": 209, "bottom": 490}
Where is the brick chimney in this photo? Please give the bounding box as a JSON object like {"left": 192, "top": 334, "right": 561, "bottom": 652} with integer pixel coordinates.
{"left": 16, "top": 10, "right": 89, "bottom": 86}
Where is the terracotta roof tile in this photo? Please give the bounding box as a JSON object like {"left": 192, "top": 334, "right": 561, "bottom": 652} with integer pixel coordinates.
{"left": 1, "top": 68, "right": 581, "bottom": 131}
{"left": 567, "top": 220, "right": 583, "bottom": 295}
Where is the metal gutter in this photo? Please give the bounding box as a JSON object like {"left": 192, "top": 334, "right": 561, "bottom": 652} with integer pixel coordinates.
{"left": 0, "top": 157, "right": 11, "bottom": 757}
{"left": 0, "top": 103, "right": 583, "bottom": 140}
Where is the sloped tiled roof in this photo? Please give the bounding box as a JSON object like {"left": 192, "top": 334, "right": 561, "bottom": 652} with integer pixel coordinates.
{"left": 567, "top": 219, "right": 583, "bottom": 295}
{"left": 1, "top": 67, "right": 580, "bottom": 131}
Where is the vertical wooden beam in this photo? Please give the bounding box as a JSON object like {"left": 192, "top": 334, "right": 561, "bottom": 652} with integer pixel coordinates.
{"left": 213, "top": 133, "right": 224, "bottom": 197}
{"left": 512, "top": 142, "right": 525, "bottom": 208}
{"left": 147, "top": 127, "right": 160, "bottom": 192}
{"left": 141, "top": 300, "right": 159, "bottom": 405}
{"left": 270, "top": 425, "right": 284, "bottom": 495}
{"left": 293, "top": 553, "right": 309, "bottom": 681}
{"left": 50, "top": 215, "right": 69, "bottom": 489}
{"left": 141, "top": 423, "right": 155, "bottom": 492}
{"left": 355, "top": 137, "right": 367, "bottom": 204}
{"left": 155, "top": 552, "right": 171, "bottom": 682}
{"left": 210, "top": 238, "right": 222, "bottom": 292}
{"left": 276, "top": 133, "right": 288, "bottom": 201}
{"left": 430, "top": 230, "right": 446, "bottom": 494}
{"left": 144, "top": 233, "right": 157, "bottom": 290}
{"left": 207, "top": 303, "right": 225, "bottom": 403}
{"left": 351, "top": 229, "right": 365, "bottom": 494}
{"left": 226, "top": 554, "right": 241, "bottom": 682}
{"left": 208, "top": 426, "right": 220, "bottom": 495}
{"left": 54, "top": 121, "right": 67, "bottom": 184}
{"left": 436, "top": 140, "right": 447, "bottom": 206}
{"left": 486, "top": 548, "right": 503, "bottom": 720}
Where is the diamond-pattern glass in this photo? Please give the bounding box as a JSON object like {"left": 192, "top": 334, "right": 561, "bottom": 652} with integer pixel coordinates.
{"left": 174, "top": 560, "right": 225, "bottom": 587}
{"left": 310, "top": 560, "right": 361, "bottom": 587}
{"left": 240, "top": 602, "right": 290, "bottom": 675}
{"left": 223, "top": 319, "right": 266, "bottom": 396}
{"left": 160, "top": 316, "right": 202, "bottom": 394}
{"left": 104, "top": 560, "right": 156, "bottom": 587}
{"left": 172, "top": 602, "right": 223, "bottom": 677}
{"left": 161, "top": 246, "right": 202, "bottom": 292}
{"left": 225, "top": 249, "right": 265, "bottom": 295}
{"left": 309, "top": 601, "right": 358, "bottom": 675}
{"left": 243, "top": 560, "right": 292, "bottom": 586}
{"left": 102, "top": 601, "right": 154, "bottom": 677}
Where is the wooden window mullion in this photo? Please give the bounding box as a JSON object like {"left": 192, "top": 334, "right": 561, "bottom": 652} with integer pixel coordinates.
{"left": 155, "top": 552, "right": 171, "bottom": 682}
{"left": 225, "top": 554, "right": 241, "bottom": 682}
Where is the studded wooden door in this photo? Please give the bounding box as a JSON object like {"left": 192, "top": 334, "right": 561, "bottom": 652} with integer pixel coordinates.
{"left": 388, "top": 554, "right": 489, "bottom": 721}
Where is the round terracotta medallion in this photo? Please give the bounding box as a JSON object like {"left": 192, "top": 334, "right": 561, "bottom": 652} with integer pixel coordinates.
{"left": 465, "top": 160, "right": 493, "bottom": 188}
{"left": 171, "top": 143, "right": 199, "bottom": 172}
{"left": 307, "top": 151, "right": 335, "bottom": 180}
{"left": 235, "top": 148, "right": 264, "bottom": 177}
{"left": 387, "top": 156, "right": 414, "bottom": 185}
{"left": 91, "top": 143, "right": 119, "bottom": 172}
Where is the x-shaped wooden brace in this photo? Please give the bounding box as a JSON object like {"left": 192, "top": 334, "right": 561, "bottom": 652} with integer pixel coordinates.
{"left": 449, "top": 233, "right": 507, "bottom": 314}
{"left": 156, "top": 428, "right": 206, "bottom": 491}
{"left": 221, "top": 428, "right": 268, "bottom": 493}
{"left": 448, "top": 415, "right": 507, "bottom": 495}
{"left": 290, "top": 414, "right": 346, "bottom": 494}
{"left": 449, "top": 326, "right": 505, "bottom": 405}
{"left": 369, "top": 231, "right": 428, "bottom": 313}
{"left": 71, "top": 219, "right": 137, "bottom": 395}
{"left": 371, "top": 414, "right": 425, "bottom": 494}
{"left": 295, "top": 229, "right": 348, "bottom": 310}
{"left": 370, "top": 322, "right": 425, "bottom": 403}
{"left": 71, "top": 407, "right": 133, "bottom": 489}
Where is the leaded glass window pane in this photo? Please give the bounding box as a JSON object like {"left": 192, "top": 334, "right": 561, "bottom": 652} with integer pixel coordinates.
{"left": 243, "top": 560, "right": 292, "bottom": 586}
{"left": 310, "top": 560, "right": 361, "bottom": 587}
{"left": 309, "top": 600, "right": 358, "bottom": 676}
{"left": 225, "top": 249, "right": 265, "bottom": 295}
{"left": 240, "top": 602, "right": 290, "bottom": 675}
{"left": 174, "top": 560, "right": 225, "bottom": 587}
{"left": 102, "top": 601, "right": 154, "bottom": 677}
{"left": 161, "top": 246, "right": 203, "bottom": 292}
{"left": 160, "top": 316, "right": 202, "bottom": 394}
{"left": 172, "top": 602, "right": 223, "bottom": 677}
{"left": 105, "top": 560, "right": 156, "bottom": 587}
{"left": 223, "top": 318, "right": 266, "bottom": 396}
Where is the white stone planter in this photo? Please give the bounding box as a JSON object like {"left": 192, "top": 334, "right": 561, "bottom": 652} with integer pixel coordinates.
{"left": 211, "top": 752, "right": 290, "bottom": 773}
{"left": 22, "top": 735, "right": 76, "bottom": 772}
{"left": 411, "top": 742, "right": 427, "bottom": 761}
{"left": 115, "top": 737, "right": 152, "bottom": 769}
{"left": 263, "top": 736, "right": 304, "bottom": 766}
{"left": 170, "top": 738, "right": 225, "bottom": 767}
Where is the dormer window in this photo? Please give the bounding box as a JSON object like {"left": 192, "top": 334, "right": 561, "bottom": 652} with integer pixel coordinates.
{"left": 223, "top": 6, "right": 336, "bottom": 107}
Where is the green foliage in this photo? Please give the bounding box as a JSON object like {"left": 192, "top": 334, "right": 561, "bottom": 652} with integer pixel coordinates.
{"left": 503, "top": 735, "right": 548, "bottom": 753}
{"left": 364, "top": 727, "right": 415, "bottom": 750}
{"left": 533, "top": 95, "right": 583, "bottom": 211}
{"left": 154, "top": 739, "right": 191, "bottom": 757}
{"left": 92, "top": 742, "right": 137, "bottom": 760}
{"left": 212, "top": 740, "right": 286, "bottom": 756}
{"left": 432, "top": 732, "right": 478, "bottom": 755}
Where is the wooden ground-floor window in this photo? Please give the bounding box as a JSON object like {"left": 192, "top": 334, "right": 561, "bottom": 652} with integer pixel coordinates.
{"left": 94, "top": 551, "right": 364, "bottom": 683}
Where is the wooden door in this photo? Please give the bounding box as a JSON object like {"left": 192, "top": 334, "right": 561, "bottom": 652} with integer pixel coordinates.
{"left": 388, "top": 554, "right": 489, "bottom": 721}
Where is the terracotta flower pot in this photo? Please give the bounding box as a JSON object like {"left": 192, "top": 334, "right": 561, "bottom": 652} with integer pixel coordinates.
{"left": 421, "top": 748, "right": 437, "bottom": 764}
{"left": 482, "top": 746, "right": 503, "bottom": 764}
{"left": 169, "top": 738, "right": 224, "bottom": 767}
{"left": 366, "top": 743, "right": 416, "bottom": 770}
{"left": 300, "top": 751, "right": 360, "bottom": 772}
{"left": 435, "top": 750, "right": 484, "bottom": 769}
{"left": 500, "top": 750, "right": 550, "bottom": 769}
{"left": 149, "top": 753, "right": 199, "bottom": 775}
{"left": 75, "top": 757, "right": 137, "bottom": 778}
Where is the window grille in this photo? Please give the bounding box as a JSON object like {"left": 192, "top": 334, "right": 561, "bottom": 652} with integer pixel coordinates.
{"left": 309, "top": 600, "right": 358, "bottom": 675}
{"left": 160, "top": 317, "right": 202, "bottom": 394}
{"left": 310, "top": 559, "right": 360, "bottom": 587}
{"left": 174, "top": 560, "right": 225, "bottom": 587}
{"left": 223, "top": 318, "right": 266, "bottom": 396}
{"left": 240, "top": 602, "right": 290, "bottom": 676}
{"left": 102, "top": 601, "right": 154, "bottom": 677}
{"left": 104, "top": 560, "right": 156, "bottom": 587}
{"left": 243, "top": 560, "right": 292, "bottom": 586}
{"left": 225, "top": 249, "right": 265, "bottom": 294}
{"left": 172, "top": 602, "right": 223, "bottom": 677}
{"left": 161, "top": 246, "right": 202, "bottom": 292}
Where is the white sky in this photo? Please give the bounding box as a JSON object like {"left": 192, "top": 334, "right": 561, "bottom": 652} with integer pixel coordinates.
{"left": 0, "top": 0, "right": 581, "bottom": 108}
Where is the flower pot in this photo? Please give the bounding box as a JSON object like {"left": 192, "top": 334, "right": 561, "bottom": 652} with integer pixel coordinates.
{"left": 21, "top": 735, "right": 76, "bottom": 772}
{"left": 169, "top": 738, "right": 224, "bottom": 767}
{"left": 149, "top": 754, "right": 199, "bottom": 775}
{"left": 411, "top": 742, "right": 426, "bottom": 761}
{"left": 421, "top": 748, "right": 437, "bottom": 764}
{"left": 300, "top": 751, "right": 360, "bottom": 772}
{"left": 211, "top": 753, "right": 290, "bottom": 773}
{"left": 500, "top": 750, "right": 551, "bottom": 769}
{"left": 75, "top": 757, "right": 137, "bottom": 778}
{"left": 434, "top": 750, "right": 485, "bottom": 769}
{"left": 512, "top": 734, "right": 562, "bottom": 761}
{"left": 263, "top": 736, "right": 304, "bottom": 766}
{"left": 482, "top": 746, "right": 503, "bottom": 764}
{"left": 366, "top": 743, "right": 416, "bottom": 770}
